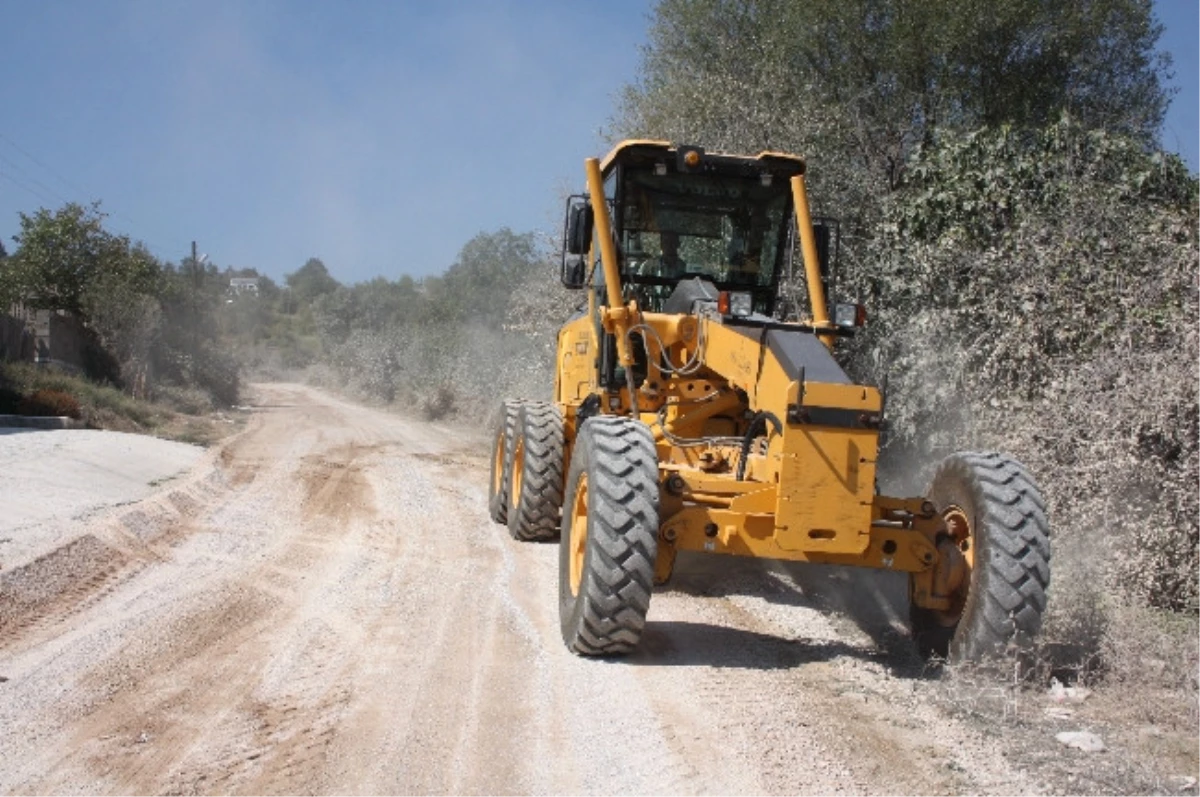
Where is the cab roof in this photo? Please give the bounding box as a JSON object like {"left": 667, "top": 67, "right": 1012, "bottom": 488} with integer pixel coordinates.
{"left": 598, "top": 139, "right": 806, "bottom": 176}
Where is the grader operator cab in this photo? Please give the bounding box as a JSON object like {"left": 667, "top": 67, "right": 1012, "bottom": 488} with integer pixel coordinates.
{"left": 489, "top": 141, "right": 1049, "bottom": 662}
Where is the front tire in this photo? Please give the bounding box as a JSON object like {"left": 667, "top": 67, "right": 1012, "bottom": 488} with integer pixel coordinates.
{"left": 559, "top": 416, "right": 660, "bottom": 656}
{"left": 911, "top": 452, "right": 1050, "bottom": 663}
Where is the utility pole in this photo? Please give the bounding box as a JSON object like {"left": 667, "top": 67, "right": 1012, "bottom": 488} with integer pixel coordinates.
{"left": 191, "top": 241, "right": 199, "bottom": 354}
{"left": 190, "top": 241, "right": 208, "bottom": 354}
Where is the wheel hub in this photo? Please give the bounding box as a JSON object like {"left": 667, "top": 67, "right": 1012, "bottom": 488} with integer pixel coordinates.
{"left": 930, "top": 506, "right": 974, "bottom": 627}
{"left": 492, "top": 430, "right": 505, "bottom": 495}
{"left": 568, "top": 473, "right": 589, "bottom": 596}
{"left": 509, "top": 438, "right": 525, "bottom": 511}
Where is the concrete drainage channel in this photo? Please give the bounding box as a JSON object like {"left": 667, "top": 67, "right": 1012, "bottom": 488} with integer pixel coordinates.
{"left": 0, "top": 424, "right": 229, "bottom": 642}
{"left": 0, "top": 441, "right": 229, "bottom": 646}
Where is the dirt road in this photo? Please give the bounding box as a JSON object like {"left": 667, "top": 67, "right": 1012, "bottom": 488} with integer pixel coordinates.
{"left": 0, "top": 384, "right": 1045, "bottom": 795}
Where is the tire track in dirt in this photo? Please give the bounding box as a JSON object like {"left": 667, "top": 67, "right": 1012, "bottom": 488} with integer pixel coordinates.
{"left": 0, "top": 408, "right": 257, "bottom": 658}
{"left": 435, "top": 468, "right": 726, "bottom": 796}
{"left": 158, "top": 442, "right": 391, "bottom": 795}
{"left": 0, "top": 387, "right": 386, "bottom": 793}
{"left": 0, "top": 460, "right": 232, "bottom": 659}
{"left": 89, "top": 406, "right": 476, "bottom": 795}
{"left": 318, "top": 462, "right": 545, "bottom": 794}
{"left": 0, "top": 535, "right": 140, "bottom": 652}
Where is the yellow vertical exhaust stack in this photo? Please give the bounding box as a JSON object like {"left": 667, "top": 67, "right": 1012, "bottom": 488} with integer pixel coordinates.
{"left": 585, "top": 156, "right": 639, "bottom": 412}
{"left": 585, "top": 157, "right": 624, "bottom": 317}
{"left": 790, "top": 173, "right": 833, "bottom": 349}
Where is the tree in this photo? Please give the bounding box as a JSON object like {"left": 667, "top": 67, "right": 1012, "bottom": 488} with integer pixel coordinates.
{"left": 0, "top": 202, "right": 145, "bottom": 316}
{"left": 858, "top": 118, "right": 1198, "bottom": 613}
{"left": 85, "top": 241, "right": 163, "bottom": 373}
{"left": 0, "top": 202, "right": 165, "bottom": 384}
{"left": 285, "top": 257, "right": 340, "bottom": 305}
{"left": 429, "top": 228, "right": 542, "bottom": 327}
{"left": 153, "top": 258, "right": 241, "bottom": 405}
{"left": 615, "top": 0, "right": 1173, "bottom": 206}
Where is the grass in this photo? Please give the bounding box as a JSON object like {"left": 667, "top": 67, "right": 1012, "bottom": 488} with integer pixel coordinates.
{"left": 0, "top": 361, "right": 244, "bottom": 446}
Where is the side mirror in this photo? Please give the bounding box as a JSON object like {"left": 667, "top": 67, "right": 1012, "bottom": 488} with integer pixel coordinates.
{"left": 787, "top": 219, "right": 838, "bottom": 281}
{"left": 561, "top": 195, "right": 593, "bottom": 289}
{"left": 809, "top": 218, "right": 840, "bottom": 300}
{"left": 562, "top": 255, "right": 587, "bottom": 290}
{"left": 565, "top": 199, "right": 593, "bottom": 256}
{"left": 812, "top": 222, "right": 832, "bottom": 281}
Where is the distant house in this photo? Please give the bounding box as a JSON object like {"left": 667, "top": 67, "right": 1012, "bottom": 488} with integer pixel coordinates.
{"left": 229, "top": 277, "right": 260, "bottom": 296}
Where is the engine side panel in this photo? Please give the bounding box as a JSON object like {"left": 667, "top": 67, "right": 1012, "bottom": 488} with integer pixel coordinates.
{"left": 556, "top": 310, "right": 596, "bottom": 409}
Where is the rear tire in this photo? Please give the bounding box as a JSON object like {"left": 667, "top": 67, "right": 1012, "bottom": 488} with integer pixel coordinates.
{"left": 506, "top": 402, "right": 565, "bottom": 541}
{"left": 559, "top": 416, "right": 659, "bottom": 656}
{"left": 911, "top": 451, "right": 1050, "bottom": 663}
{"left": 488, "top": 400, "right": 523, "bottom": 524}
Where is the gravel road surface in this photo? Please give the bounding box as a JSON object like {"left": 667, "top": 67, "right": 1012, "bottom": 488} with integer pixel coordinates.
{"left": 0, "top": 384, "right": 1046, "bottom": 794}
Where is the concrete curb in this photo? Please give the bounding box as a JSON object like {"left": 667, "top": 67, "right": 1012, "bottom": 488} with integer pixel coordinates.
{"left": 0, "top": 414, "right": 73, "bottom": 429}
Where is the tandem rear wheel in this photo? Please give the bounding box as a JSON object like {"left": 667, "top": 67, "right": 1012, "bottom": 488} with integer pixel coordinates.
{"left": 505, "top": 401, "right": 565, "bottom": 542}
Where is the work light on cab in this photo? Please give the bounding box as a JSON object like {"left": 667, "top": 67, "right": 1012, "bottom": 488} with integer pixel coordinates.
{"left": 834, "top": 302, "right": 867, "bottom": 329}
{"left": 716, "top": 290, "right": 753, "bottom": 318}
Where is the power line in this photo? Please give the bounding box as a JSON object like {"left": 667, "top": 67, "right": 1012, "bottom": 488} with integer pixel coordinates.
{"left": 0, "top": 152, "right": 71, "bottom": 206}
{"left": 0, "top": 131, "right": 92, "bottom": 200}
{"left": 0, "top": 130, "right": 182, "bottom": 263}
{"left": 0, "top": 168, "right": 59, "bottom": 207}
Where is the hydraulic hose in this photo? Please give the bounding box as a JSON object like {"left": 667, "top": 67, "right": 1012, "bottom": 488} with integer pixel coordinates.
{"left": 736, "top": 410, "right": 783, "bottom": 481}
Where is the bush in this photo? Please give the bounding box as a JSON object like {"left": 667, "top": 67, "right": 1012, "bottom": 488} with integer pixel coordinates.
{"left": 421, "top": 384, "right": 457, "bottom": 421}
{"left": 20, "top": 388, "right": 82, "bottom": 419}
{"left": 850, "top": 119, "right": 1198, "bottom": 687}
{"left": 153, "top": 384, "right": 214, "bottom": 415}
{"left": 0, "top": 361, "right": 159, "bottom": 428}
{"left": 191, "top": 347, "right": 241, "bottom": 407}
{"left": 0, "top": 386, "right": 21, "bottom": 414}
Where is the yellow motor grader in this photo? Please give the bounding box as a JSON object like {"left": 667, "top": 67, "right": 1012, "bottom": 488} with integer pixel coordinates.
{"left": 488, "top": 141, "right": 1049, "bottom": 662}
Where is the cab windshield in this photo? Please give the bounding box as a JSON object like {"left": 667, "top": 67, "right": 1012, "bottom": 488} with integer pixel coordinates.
{"left": 617, "top": 166, "right": 792, "bottom": 309}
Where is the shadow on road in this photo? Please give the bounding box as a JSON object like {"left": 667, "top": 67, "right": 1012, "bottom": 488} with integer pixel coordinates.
{"left": 633, "top": 620, "right": 916, "bottom": 672}
{"left": 642, "top": 552, "right": 936, "bottom": 678}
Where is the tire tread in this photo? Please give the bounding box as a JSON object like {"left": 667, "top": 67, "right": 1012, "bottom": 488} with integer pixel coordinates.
{"left": 912, "top": 450, "right": 1051, "bottom": 663}
{"left": 507, "top": 402, "right": 565, "bottom": 541}
{"left": 487, "top": 400, "right": 524, "bottom": 524}
{"left": 560, "top": 417, "right": 659, "bottom": 656}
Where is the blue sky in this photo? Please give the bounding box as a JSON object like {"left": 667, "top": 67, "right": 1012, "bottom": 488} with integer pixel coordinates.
{"left": 0, "top": 0, "right": 1195, "bottom": 286}
{"left": 1156, "top": 0, "right": 1199, "bottom": 165}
